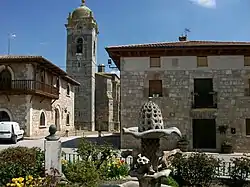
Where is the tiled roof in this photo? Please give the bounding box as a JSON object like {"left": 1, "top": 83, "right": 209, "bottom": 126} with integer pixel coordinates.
{"left": 0, "top": 55, "right": 44, "bottom": 59}
{"left": 0, "top": 55, "right": 80, "bottom": 86}
{"left": 106, "top": 40, "right": 250, "bottom": 49}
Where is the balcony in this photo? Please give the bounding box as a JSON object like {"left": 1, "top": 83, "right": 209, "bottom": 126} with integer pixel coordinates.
{"left": 191, "top": 91, "right": 217, "bottom": 109}
{"left": 0, "top": 80, "right": 59, "bottom": 99}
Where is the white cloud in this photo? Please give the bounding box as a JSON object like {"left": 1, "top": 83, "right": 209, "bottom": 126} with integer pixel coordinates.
{"left": 189, "top": 0, "right": 216, "bottom": 8}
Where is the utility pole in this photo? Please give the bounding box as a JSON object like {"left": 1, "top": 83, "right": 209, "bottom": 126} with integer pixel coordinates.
{"left": 8, "top": 33, "right": 16, "bottom": 55}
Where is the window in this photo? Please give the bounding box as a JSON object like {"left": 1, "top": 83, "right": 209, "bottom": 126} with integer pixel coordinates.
{"left": 150, "top": 57, "right": 161, "bottom": 68}
{"left": 56, "top": 78, "right": 60, "bottom": 88}
{"left": 197, "top": 56, "right": 208, "bottom": 67}
{"left": 149, "top": 80, "right": 163, "bottom": 97}
{"left": 66, "top": 114, "right": 70, "bottom": 125}
{"left": 0, "top": 69, "right": 12, "bottom": 89}
{"left": 172, "top": 58, "right": 179, "bottom": 67}
{"left": 40, "top": 112, "right": 46, "bottom": 127}
{"left": 67, "top": 84, "right": 70, "bottom": 96}
{"left": 246, "top": 119, "right": 250, "bottom": 135}
{"left": 76, "top": 38, "right": 83, "bottom": 54}
{"left": 244, "top": 56, "right": 250, "bottom": 66}
{"left": 93, "top": 41, "right": 96, "bottom": 56}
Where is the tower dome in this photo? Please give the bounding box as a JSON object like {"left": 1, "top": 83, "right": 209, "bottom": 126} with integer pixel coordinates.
{"left": 138, "top": 98, "right": 164, "bottom": 132}
{"left": 71, "top": 0, "right": 93, "bottom": 20}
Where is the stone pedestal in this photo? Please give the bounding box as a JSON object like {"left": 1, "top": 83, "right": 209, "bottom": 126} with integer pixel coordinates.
{"left": 44, "top": 140, "right": 62, "bottom": 176}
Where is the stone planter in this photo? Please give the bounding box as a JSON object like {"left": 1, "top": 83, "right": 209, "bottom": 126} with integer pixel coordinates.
{"left": 221, "top": 144, "right": 233, "bottom": 154}
{"left": 177, "top": 141, "right": 189, "bottom": 152}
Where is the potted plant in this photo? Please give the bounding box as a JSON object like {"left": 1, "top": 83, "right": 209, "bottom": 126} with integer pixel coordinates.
{"left": 221, "top": 140, "right": 233, "bottom": 154}
{"left": 218, "top": 125, "right": 228, "bottom": 134}
{"left": 177, "top": 135, "right": 189, "bottom": 152}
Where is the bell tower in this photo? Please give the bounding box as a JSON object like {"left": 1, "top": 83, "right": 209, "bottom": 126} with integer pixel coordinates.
{"left": 65, "top": 0, "right": 98, "bottom": 131}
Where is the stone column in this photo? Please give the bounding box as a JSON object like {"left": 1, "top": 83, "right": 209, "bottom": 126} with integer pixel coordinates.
{"left": 44, "top": 124, "right": 62, "bottom": 177}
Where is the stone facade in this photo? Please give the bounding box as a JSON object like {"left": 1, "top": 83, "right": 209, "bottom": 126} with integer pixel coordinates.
{"left": 115, "top": 54, "right": 250, "bottom": 152}
{"left": 65, "top": 1, "right": 98, "bottom": 131}
{"left": 0, "top": 56, "right": 79, "bottom": 137}
{"left": 95, "top": 70, "right": 120, "bottom": 132}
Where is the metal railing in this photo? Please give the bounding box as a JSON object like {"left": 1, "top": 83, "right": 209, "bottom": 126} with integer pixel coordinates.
{"left": 191, "top": 91, "right": 217, "bottom": 109}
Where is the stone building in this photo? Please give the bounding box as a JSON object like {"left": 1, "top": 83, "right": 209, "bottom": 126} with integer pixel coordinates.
{"left": 106, "top": 36, "right": 250, "bottom": 152}
{"left": 95, "top": 64, "right": 120, "bottom": 132}
{"left": 0, "top": 55, "right": 80, "bottom": 137}
{"left": 65, "top": 0, "right": 121, "bottom": 132}
{"left": 65, "top": 0, "right": 98, "bottom": 131}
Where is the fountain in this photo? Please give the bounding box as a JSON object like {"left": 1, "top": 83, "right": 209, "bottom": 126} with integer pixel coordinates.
{"left": 120, "top": 98, "right": 182, "bottom": 187}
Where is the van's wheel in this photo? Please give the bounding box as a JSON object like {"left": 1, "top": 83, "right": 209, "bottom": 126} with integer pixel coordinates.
{"left": 11, "top": 135, "right": 17, "bottom": 144}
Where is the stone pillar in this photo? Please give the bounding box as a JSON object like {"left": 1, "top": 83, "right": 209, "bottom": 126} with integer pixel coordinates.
{"left": 44, "top": 124, "right": 62, "bottom": 177}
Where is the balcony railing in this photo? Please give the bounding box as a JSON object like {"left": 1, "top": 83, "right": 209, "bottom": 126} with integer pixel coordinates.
{"left": 0, "top": 80, "right": 59, "bottom": 99}
{"left": 191, "top": 91, "right": 217, "bottom": 109}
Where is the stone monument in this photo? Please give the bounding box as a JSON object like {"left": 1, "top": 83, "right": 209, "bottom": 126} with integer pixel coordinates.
{"left": 120, "top": 98, "right": 182, "bottom": 187}
{"left": 44, "top": 124, "right": 62, "bottom": 177}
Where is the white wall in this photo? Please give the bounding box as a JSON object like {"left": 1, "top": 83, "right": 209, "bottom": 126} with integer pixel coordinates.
{"left": 121, "top": 55, "right": 246, "bottom": 71}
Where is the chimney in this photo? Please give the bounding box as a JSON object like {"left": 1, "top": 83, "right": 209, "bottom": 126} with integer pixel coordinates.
{"left": 98, "top": 64, "right": 105, "bottom": 73}
{"left": 179, "top": 35, "right": 187, "bottom": 41}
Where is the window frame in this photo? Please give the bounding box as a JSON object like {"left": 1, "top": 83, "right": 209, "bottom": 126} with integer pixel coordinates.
{"left": 148, "top": 80, "right": 163, "bottom": 97}
{"left": 39, "top": 112, "right": 46, "bottom": 127}
{"left": 150, "top": 57, "right": 161, "bottom": 68}
{"left": 66, "top": 114, "right": 70, "bottom": 126}
{"left": 66, "top": 84, "right": 70, "bottom": 96}
{"left": 244, "top": 56, "right": 250, "bottom": 66}
{"left": 197, "top": 56, "right": 208, "bottom": 67}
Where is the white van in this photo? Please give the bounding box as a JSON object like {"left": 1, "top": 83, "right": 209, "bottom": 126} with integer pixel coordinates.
{"left": 0, "top": 122, "right": 24, "bottom": 144}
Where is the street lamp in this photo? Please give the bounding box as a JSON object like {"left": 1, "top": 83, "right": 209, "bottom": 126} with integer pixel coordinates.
{"left": 8, "top": 33, "right": 16, "bottom": 55}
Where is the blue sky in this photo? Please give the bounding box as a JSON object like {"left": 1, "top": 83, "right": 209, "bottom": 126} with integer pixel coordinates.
{"left": 0, "top": 0, "right": 249, "bottom": 73}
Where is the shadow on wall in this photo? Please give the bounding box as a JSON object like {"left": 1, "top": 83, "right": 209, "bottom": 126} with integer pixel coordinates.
{"left": 62, "top": 134, "right": 121, "bottom": 149}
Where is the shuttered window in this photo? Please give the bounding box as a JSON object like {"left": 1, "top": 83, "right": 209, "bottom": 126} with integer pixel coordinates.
{"left": 197, "top": 56, "right": 208, "bottom": 67}
{"left": 246, "top": 119, "right": 250, "bottom": 135}
{"left": 244, "top": 56, "right": 250, "bottom": 66}
{"left": 149, "top": 80, "right": 162, "bottom": 97}
{"left": 150, "top": 57, "right": 161, "bottom": 67}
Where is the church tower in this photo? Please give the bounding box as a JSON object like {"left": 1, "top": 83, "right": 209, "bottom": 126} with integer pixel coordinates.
{"left": 65, "top": 0, "right": 98, "bottom": 131}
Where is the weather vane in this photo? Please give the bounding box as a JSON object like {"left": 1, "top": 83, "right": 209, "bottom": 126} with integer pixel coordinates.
{"left": 184, "top": 28, "right": 191, "bottom": 37}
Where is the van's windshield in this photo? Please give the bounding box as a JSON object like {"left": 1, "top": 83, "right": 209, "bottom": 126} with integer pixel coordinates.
{"left": 0, "top": 123, "right": 12, "bottom": 133}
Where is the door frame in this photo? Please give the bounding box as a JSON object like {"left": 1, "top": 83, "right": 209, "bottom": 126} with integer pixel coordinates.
{"left": 192, "top": 119, "right": 217, "bottom": 151}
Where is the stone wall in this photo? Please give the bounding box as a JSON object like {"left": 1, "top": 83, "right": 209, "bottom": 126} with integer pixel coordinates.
{"left": 121, "top": 69, "right": 250, "bottom": 152}
{"left": 95, "top": 73, "right": 113, "bottom": 131}
{"left": 0, "top": 62, "right": 75, "bottom": 137}
{"left": 0, "top": 95, "right": 30, "bottom": 132}
{"left": 66, "top": 19, "right": 97, "bottom": 132}
{"left": 31, "top": 78, "right": 75, "bottom": 136}
{"left": 111, "top": 75, "right": 120, "bottom": 131}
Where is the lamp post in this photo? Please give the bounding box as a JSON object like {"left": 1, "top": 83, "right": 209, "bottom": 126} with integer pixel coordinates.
{"left": 8, "top": 33, "right": 16, "bottom": 55}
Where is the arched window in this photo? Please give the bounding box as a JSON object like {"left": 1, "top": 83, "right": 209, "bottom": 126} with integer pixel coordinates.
{"left": 76, "top": 38, "right": 83, "bottom": 54}
{"left": 0, "top": 69, "right": 12, "bottom": 89}
{"left": 66, "top": 114, "right": 70, "bottom": 125}
{"left": 67, "top": 84, "right": 70, "bottom": 96}
{"left": 40, "top": 112, "right": 46, "bottom": 127}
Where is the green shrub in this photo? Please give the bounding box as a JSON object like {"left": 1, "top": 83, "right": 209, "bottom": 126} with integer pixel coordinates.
{"left": 171, "top": 152, "right": 220, "bottom": 187}
{"left": 161, "top": 176, "right": 179, "bottom": 187}
{"left": 228, "top": 157, "right": 250, "bottom": 187}
{"left": 63, "top": 160, "right": 100, "bottom": 187}
{"left": 0, "top": 146, "right": 44, "bottom": 186}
